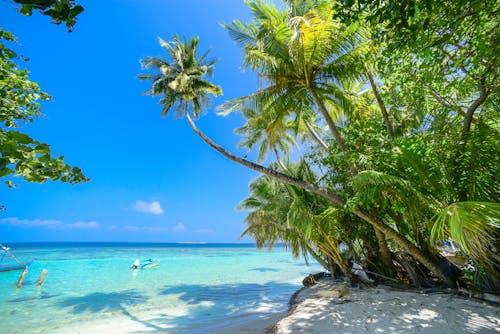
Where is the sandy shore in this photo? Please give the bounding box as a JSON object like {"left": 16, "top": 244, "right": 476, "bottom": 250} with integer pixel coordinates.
{"left": 48, "top": 303, "right": 284, "bottom": 334}
{"left": 271, "top": 280, "right": 499, "bottom": 334}
{"left": 47, "top": 281, "right": 499, "bottom": 334}
{"left": 201, "top": 313, "right": 284, "bottom": 333}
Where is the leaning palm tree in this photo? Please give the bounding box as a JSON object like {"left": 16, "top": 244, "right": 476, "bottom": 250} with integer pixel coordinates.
{"left": 139, "top": 35, "right": 451, "bottom": 283}
{"left": 138, "top": 35, "right": 336, "bottom": 200}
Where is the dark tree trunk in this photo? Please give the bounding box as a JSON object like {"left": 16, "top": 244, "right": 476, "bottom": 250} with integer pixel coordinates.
{"left": 375, "top": 227, "right": 395, "bottom": 277}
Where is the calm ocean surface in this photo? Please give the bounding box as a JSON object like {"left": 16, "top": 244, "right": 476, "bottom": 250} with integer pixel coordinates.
{"left": 0, "top": 242, "right": 322, "bottom": 333}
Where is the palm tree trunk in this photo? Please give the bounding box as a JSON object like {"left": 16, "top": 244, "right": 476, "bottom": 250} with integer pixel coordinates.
{"left": 316, "top": 244, "right": 351, "bottom": 281}
{"left": 308, "top": 88, "right": 348, "bottom": 154}
{"left": 185, "top": 113, "right": 451, "bottom": 283}
{"left": 374, "top": 227, "right": 395, "bottom": 277}
{"left": 366, "top": 69, "right": 394, "bottom": 138}
{"left": 306, "top": 245, "right": 329, "bottom": 269}
{"left": 272, "top": 145, "right": 288, "bottom": 171}
{"left": 304, "top": 120, "right": 329, "bottom": 150}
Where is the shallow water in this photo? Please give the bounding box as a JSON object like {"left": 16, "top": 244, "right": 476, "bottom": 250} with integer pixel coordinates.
{"left": 0, "top": 243, "right": 322, "bottom": 333}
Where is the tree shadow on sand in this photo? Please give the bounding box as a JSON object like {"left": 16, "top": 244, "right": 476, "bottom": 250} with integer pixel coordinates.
{"left": 155, "top": 282, "right": 299, "bottom": 330}
{"left": 58, "top": 290, "right": 163, "bottom": 331}
{"left": 276, "top": 290, "right": 500, "bottom": 333}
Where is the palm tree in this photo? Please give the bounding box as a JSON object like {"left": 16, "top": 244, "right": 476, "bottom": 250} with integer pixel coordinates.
{"left": 235, "top": 106, "right": 296, "bottom": 171}
{"left": 221, "top": 0, "right": 369, "bottom": 154}
{"left": 138, "top": 35, "right": 303, "bottom": 184}
{"left": 139, "top": 35, "right": 451, "bottom": 283}
{"left": 239, "top": 162, "right": 351, "bottom": 278}
{"left": 138, "top": 36, "right": 222, "bottom": 123}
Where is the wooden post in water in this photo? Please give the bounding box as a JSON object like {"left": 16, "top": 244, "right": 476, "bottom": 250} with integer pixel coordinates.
{"left": 16, "top": 266, "right": 28, "bottom": 288}
{"left": 37, "top": 269, "right": 48, "bottom": 286}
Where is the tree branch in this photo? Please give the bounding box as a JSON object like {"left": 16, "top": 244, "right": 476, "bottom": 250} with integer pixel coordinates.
{"left": 367, "top": 69, "right": 394, "bottom": 138}
{"left": 462, "top": 78, "right": 489, "bottom": 136}
{"left": 425, "top": 85, "right": 476, "bottom": 123}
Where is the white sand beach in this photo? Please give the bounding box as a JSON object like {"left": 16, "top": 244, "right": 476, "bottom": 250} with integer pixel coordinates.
{"left": 271, "top": 280, "right": 499, "bottom": 334}
{"left": 49, "top": 310, "right": 284, "bottom": 334}
{"left": 45, "top": 280, "right": 499, "bottom": 334}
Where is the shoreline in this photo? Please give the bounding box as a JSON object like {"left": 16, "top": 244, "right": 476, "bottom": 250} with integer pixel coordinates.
{"left": 266, "top": 279, "right": 499, "bottom": 334}
{"left": 43, "top": 280, "right": 499, "bottom": 334}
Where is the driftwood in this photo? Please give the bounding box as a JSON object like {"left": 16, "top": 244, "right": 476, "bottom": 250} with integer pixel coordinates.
{"left": 302, "top": 272, "right": 327, "bottom": 287}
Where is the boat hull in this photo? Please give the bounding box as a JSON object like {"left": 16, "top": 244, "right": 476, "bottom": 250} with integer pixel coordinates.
{"left": 0, "top": 261, "right": 33, "bottom": 272}
{"left": 141, "top": 260, "right": 160, "bottom": 269}
{"left": 131, "top": 259, "right": 160, "bottom": 269}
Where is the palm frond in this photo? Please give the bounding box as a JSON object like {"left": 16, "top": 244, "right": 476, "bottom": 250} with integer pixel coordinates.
{"left": 139, "top": 35, "right": 222, "bottom": 119}
{"left": 431, "top": 201, "right": 500, "bottom": 270}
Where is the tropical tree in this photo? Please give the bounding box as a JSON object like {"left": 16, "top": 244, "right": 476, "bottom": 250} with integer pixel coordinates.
{"left": 139, "top": 33, "right": 455, "bottom": 284}
{"left": 0, "top": 22, "right": 88, "bottom": 206}
{"left": 220, "top": 0, "right": 369, "bottom": 154}
{"left": 11, "top": 0, "right": 84, "bottom": 31}
{"left": 140, "top": 1, "right": 499, "bottom": 288}
{"left": 139, "top": 36, "right": 223, "bottom": 125}
{"left": 333, "top": 0, "right": 500, "bottom": 285}
{"left": 239, "top": 161, "right": 351, "bottom": 278}
{"left": 235, "top": 106, "right": 296, "bottom": 171}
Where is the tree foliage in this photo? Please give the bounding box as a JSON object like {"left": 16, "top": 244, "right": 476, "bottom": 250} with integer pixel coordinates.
{"left": 138, "top": 36, "right": 222, "bottom": 120}
{"left": 141, "top": 0, "right": 499, "bottom": 289}
{"left": 0, "top": 7, "right": 88, "bottom": 196}
{"left": 12, "top": 0, "right": 84, "bottom": 31}
{"left": 232, "top": 0, "right": 498, "bottom": 288}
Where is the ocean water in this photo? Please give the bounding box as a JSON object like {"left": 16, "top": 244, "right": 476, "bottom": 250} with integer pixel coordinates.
{"left": 0, "top": 243, "right": 322, "bottom": 333}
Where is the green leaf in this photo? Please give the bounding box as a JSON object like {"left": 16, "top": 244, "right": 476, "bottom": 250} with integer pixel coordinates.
{"left": 20, "top": 4, "right": 33, "bottom": 16}
{"left": 8, "top": 131, "right": 33, "bottom": 145}
{"left": 69, "top": 5, "right": 84, "bottom": 18}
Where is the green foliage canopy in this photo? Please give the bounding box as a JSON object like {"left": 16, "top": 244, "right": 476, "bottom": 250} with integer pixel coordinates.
{"left": 0, "top": 29, "right": 88, "bottom": 191}
{"left": 12, "top": 0, "right": 84, "bottom": 31}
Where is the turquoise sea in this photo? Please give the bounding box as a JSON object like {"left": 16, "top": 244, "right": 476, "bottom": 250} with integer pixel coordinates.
{"left": 0, "top": 243, "right": 322, "bottom": 333}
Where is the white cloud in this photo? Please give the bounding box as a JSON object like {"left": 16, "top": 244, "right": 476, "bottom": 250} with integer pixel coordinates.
{"left": 133, "top": 200, "right": 164, "bottom": 215}
{"left": 172, "top": 223, "right": 186, "bottom": 232}
{"left": 0, "top": 217, "right": 99, "bottom": 230}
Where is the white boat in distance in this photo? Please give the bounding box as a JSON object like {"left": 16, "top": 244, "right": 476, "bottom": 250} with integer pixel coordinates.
{"left": 131, "top": 258, "right": 160, "bottom": 269}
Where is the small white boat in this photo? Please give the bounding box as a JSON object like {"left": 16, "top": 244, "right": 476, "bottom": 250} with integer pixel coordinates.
{"left": 0, "top": 244, "right": 33, "bottom": 272}
{"left": 131, "top": 258, "right": 160, "bottom": 269}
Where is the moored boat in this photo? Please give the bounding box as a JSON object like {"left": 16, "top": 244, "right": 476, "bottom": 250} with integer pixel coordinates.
{"left": 131, "top": 258, "right": 160, "bottom": 269}
{"left": 0, "top": 244, "right": 34, "bottom": 272}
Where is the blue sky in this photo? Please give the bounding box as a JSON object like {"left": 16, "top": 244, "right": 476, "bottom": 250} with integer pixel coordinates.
{"left": 0, "top": 0, "right": 276, "bottom": 242}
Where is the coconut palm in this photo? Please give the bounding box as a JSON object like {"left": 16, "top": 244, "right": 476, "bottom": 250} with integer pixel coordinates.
{"left": 235, "top": 106, "right": 296, "bottom": 171}
{"left": 239, "top": 161, "right": 351, "bottom": 278}
{"left": 139, "top": 35, "right": 452, "bottom": 283}
{"left": 138, "top": 35, "right": 309, "bottom": 186}
{"left": 221, "top": 0, "right": 369, "bottom": 154}
{"left": 138, "top": 36, "right": 222, "bottom": 122}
